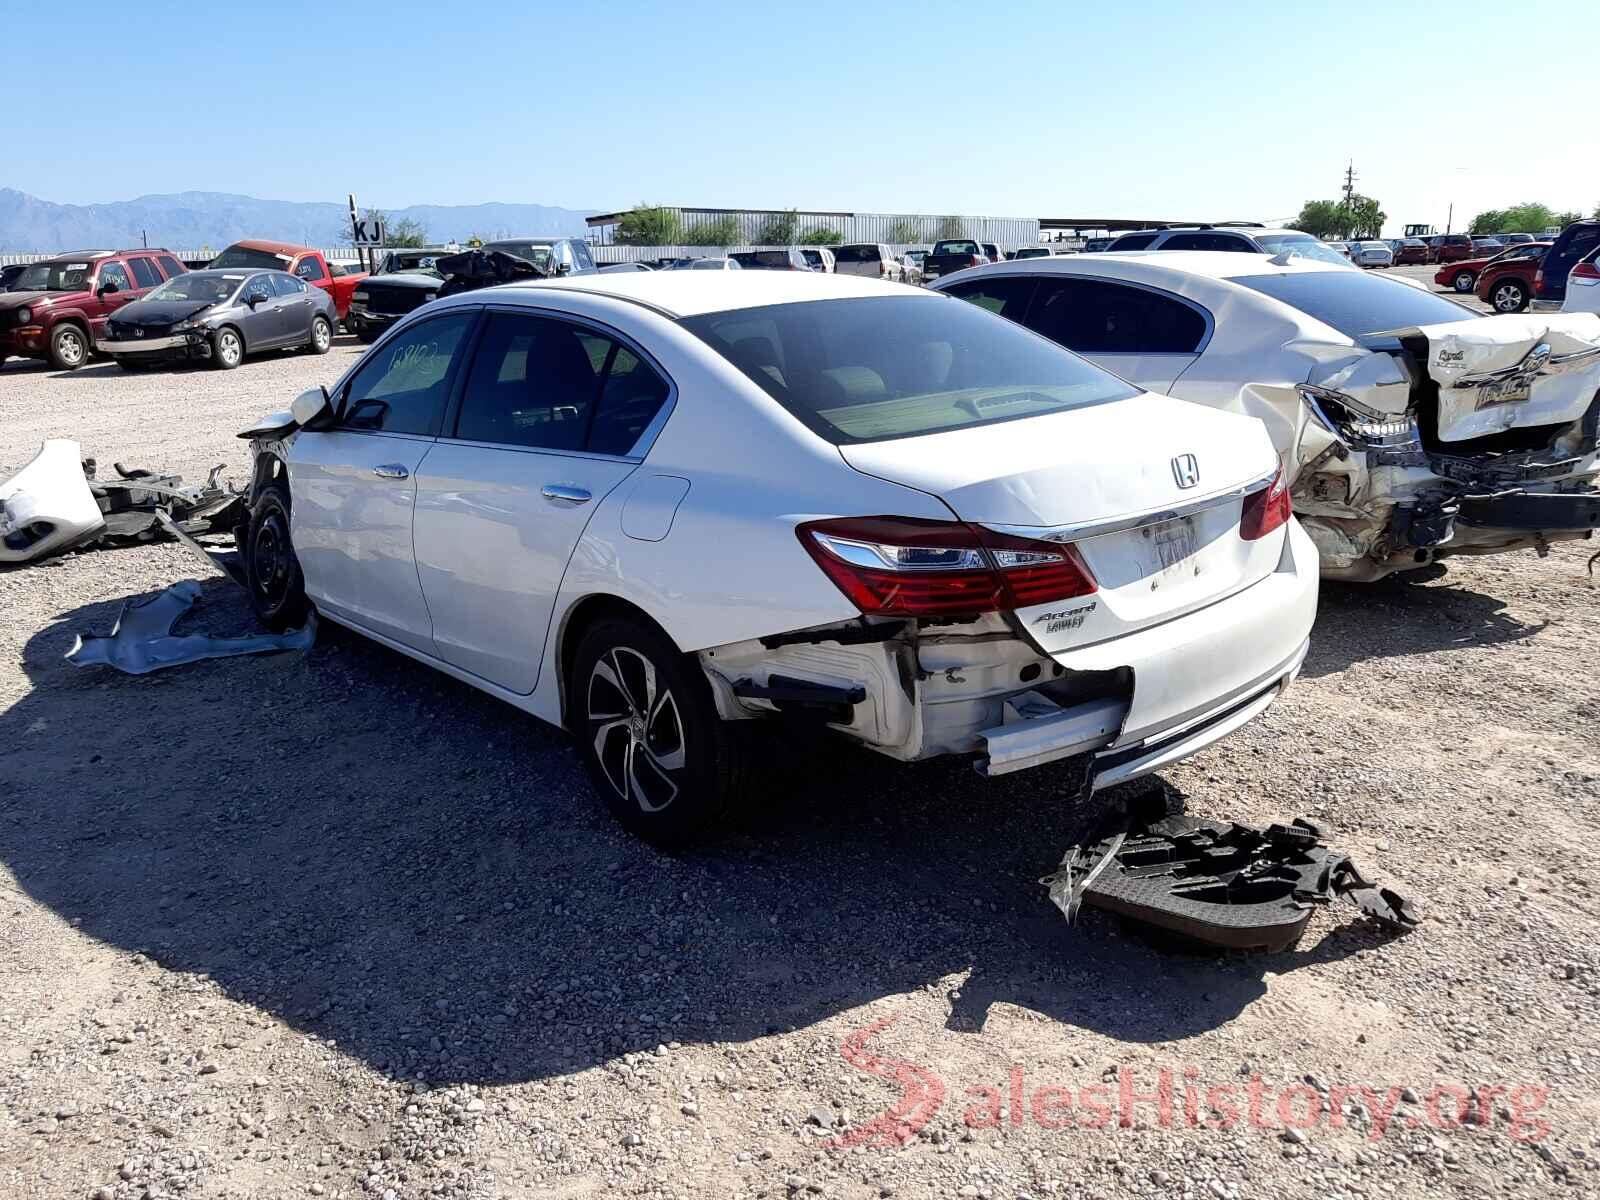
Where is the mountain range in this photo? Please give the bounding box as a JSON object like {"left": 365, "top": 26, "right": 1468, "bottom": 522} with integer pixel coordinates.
{"left": 0, "top": 189, "right": 597, "bottom": 253}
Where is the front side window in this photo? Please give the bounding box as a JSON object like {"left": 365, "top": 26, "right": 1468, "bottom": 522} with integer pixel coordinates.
{"left": 294, "top": 256, "right": 326, "bottom": 282}
{"left": 1025, "top": 278, "right": 1208, "bottom": 355}
{"left": 683, "top": 295, "right": 1138, "bottom": 445}
{"left": 341, "top": 312, "right": 476, "bottom": 435}
{"left": 242, "top": 275, "right": 274, "bottom": 306}
{"left": 1230, "top": 271, "right": 1476, "bottom": 338}
{"left": 127, "top": 257, "right": 162, "bottom": 288}
{"left": 97, "top": 262, "right": 133, "bottom": 292}
{"left": 452, "top": 312, "right": 669, "bottom": 455}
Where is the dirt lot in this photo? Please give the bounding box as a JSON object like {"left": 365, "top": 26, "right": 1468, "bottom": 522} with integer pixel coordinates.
{"left": 2, "top": 330, "right": 1599, "bottom": 1200}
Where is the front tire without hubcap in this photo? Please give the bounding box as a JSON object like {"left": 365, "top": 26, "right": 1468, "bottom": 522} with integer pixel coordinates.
{"left": 244, "top": 483, "right": 310, "bottom": 631}
{"left": 571, "top": 617, "right": 749, "bottom": 845}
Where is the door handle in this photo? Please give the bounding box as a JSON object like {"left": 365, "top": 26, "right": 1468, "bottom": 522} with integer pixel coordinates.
{"left": 373, "top": 463, "right": 409, "bottom": 479}
{"left": 541, "top": 484, "right": 592, "bottom": 504}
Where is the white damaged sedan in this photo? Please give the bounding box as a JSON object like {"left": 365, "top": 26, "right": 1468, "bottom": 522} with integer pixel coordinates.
{"left": 933, "top": 253, "right": 1600, "bottom": 581}
{"left": 238, "top": 272, "right": 1318, "bottom": 841}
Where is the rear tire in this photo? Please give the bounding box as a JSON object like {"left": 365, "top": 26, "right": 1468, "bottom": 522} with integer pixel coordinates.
{"left": 1490, "top": 279, "right": 1529, "bottom": 313}
{"left": 48, "top": 323, "right": 90, "bottom": 371}
{"left": 1452, "top": 270, "right": 1477, "bottom": 293}
{"left": 570, "top": 616, "right": 750, "bottom": 846}
{"left": 211, "top": 326, "right": 244, "bottom": 370}
{"left": 244, "top": 483, "right": 310, "bottom": 631}
{"left": 308, "top": 315, "right": 333, "bottom": 355}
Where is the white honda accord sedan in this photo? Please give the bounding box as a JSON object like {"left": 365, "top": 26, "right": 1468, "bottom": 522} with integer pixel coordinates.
{"left": 237, "top": 272, "right": 1319, "bottom": 842}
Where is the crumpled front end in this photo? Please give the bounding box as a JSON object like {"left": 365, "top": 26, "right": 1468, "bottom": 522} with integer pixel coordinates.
{"left": 1250, "top": 316, "right": 1600, "bottom": 581}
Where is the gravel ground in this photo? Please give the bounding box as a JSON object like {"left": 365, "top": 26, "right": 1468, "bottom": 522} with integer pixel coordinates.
{"left": 2, "top": 335, "right": 1599, "bottom": 1200}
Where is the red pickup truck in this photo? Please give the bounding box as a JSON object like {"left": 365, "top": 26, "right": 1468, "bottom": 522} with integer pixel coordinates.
{"left": 209, "top": 241, "right": 368, "bottom": 323}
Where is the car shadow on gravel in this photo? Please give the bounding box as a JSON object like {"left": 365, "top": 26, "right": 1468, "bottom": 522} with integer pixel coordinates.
{"left": 1300, "top": 573, "right": 1545, "bottom": 678}
{"left": 1, "top": 581, "right": 1401, "bottom": 1088}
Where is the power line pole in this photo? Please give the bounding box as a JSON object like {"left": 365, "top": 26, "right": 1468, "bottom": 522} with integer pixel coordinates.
{"left": 1342, "top": 161, "right": 1358, "bottom": 237}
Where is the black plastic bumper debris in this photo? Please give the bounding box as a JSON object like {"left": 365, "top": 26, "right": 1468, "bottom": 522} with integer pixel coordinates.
{"left": 1043, "top": 815, "right": 1420, "bottom": 952}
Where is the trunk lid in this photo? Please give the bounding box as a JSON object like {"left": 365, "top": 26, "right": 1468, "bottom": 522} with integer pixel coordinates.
{"left": 1400, "top": 314, "right": 1600, "bottom": 443}
{"left": 838, "top": 393, "right": 1286, "bottom": 649}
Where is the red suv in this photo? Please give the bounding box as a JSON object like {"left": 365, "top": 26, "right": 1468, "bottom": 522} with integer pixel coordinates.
{"left": 1472, "top": 242, "right": 1553, "bottom": 313}
{"left": 1428, "top": 233, "right": 1475, "bottom": 265}
{"left": 0, "top": 248, "right": 187, "bottom": 370}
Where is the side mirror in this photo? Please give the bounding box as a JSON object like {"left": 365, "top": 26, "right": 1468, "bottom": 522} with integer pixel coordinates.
{"left": 291, "top": 386, "right": 330, "bottom": 428}
{"left": 97, "top": 280, "right": 120, "bottom": 297}
{"left": 247, "top": 292, "right": 267, "bottom": 308}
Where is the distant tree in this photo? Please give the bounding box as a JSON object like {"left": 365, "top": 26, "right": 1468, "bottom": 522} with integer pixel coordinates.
{"left": 1498, "top": 202, "right": 1559, "bottom": 233}
{"left": 754, "top": 209, "right": 798, "bottom": 245}
{"left": 1469, "top": 209, "right": 1507, "bottom": 235}
{"left": 1291, "top": 200, "right": 1346, "bottom": 239}
{"left": 799, "top": 226, "right": 842, "bottom": 245}
{"left": 615, "top": 205, "right": 681, "bottom": 245}
{"left": 935, "top": 215, "right": 965, "bottom": 240}
{"left": 1555, "top": 210, "right": 1584, "bottom": 227}
{"left": 1347, "top": 196, "right": 1385, "bottom": 240}
{"left": 465, "top": 234, "right": 486, "bottom": 248}
{"left": 385, "top": 217, "right": 428, "bottom": 248}
{"left": 886, "top": 218, "right": 925, "bottom": 243}
{"left": 1592, "top": 203, "right": 1600, "bottom": 220}
{"left": 682, "top": 215, "right": 740, "bottom": 246}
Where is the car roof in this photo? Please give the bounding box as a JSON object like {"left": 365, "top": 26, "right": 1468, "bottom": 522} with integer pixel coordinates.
{"left": 226, "top": 239, "right": 312, "bottom": 255}
{"left": 496, "top": 270, "right": 931, "bottom": 318}
{"left": 182, "top": 268, "right": 271, "bottom": 278}
{"left": 962, "top": 249, "right": 1344, "bottom": 283}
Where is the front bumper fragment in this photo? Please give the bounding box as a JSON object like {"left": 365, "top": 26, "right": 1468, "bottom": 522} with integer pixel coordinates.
{"left": 103, "top": 334, "right": 190, "bottom": 354}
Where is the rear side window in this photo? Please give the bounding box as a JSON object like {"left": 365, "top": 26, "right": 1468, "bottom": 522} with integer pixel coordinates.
{"left": 452, "top": 313, "right": 669, "bottom": 456}
{"left": 682, "top": 295, "right": 1138, "bottom": 445}
{"left": 941, "top": 276, "right": 1038, "bottom": 321}
{"left": 1108, "top": 233, "right": 1157, "bottom": 250}
{"left": 97, "top": 262, "right": 133, "bottom": 292}
{"left": 1024, "top": 278, "right": 1208, "bottom": 355}
{"left": 271, "top": 273, "right": 307, "bottom": 297}
{"left": 127, "top": 257, "right": 162, "bottom": 288}
{"left": 156, "top": 255, "right": 185, "bottom": 278}
{"left": 342, "top": 312, "right": 476, "bottom": 435}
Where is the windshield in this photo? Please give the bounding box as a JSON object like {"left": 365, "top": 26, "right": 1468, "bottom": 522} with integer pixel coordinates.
{"left": 484, "top": 241, "right": 553, "bottom": 268}
{"left": 682, "top": 295, "right": 1139, "bottom": 445}
{"left": 211, "top": 246, "right": 292, "bottom": 270}
{"left": 145, "top": 274, "right": 243, "bottom": 304}
{"left": 1253, "top": 234, "right": 1349, "bottom": 267}
{"left": 1230, "top": 271, "right": 1477, "bottom": 339}
{"left": 14, "top": 261, "right": 98, "bottom": 292}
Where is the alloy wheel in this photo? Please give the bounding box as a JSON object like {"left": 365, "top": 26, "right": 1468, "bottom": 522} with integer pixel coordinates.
{"left": 56, "top": 329, "right": 85, "bottom": 366}
{"left": 587, "top": 646, "right": 687, "bottom": 813}
{"left": 313, "top": 319, "right": 331, "bottom": 351}
{"left": 1493, "top": 284, "right": 1523, "bottom": 312}
{"left": 218, "top": 330, "right": 242, "bottom": 366}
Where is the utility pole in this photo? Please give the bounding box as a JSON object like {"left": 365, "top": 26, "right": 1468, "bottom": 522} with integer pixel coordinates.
{"left": 1341, "top": 161, "right": 1358, "bottom": 237}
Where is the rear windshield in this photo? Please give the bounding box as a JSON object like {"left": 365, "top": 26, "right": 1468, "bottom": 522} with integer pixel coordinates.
{"left": 833, "top": 245, "right": 882, "bottom": 263}
{"left": 734, "top": 251, "right": 796, "bottom": 268}
{"left": 1230, "top": 271, "right": 1477, "bottom": 339}
{"left": 681, "top": 295, "right": 1138, "bottom": 445}
{"left": 211, "top": 246, "right": 292, "bottom": 270}
{"left": 932, "top": 241, "right": 979, "bottom": 256}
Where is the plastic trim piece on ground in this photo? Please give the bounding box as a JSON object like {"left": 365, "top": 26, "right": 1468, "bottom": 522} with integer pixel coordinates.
{"left": 65, "top": 580, "right": 315, "bottom": 675}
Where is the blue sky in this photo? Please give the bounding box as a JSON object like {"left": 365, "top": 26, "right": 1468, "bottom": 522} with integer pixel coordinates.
{"left": 8, "top": 0, "right": 1598, "bottom": 235}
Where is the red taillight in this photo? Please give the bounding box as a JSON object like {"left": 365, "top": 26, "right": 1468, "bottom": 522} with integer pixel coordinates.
{"left": 1573, "top": 261, "right": 1600, "bottom": 281}
{"left": 797, "top": 516, "right": 1096, "bottom": 618}
{"left": 1239, "top": 468, "right": 1291, "bottom": 541}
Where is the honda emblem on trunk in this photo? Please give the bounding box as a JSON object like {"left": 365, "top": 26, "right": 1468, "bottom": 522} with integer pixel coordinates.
{"left": 1171, "top": 454, "right": 1200, "bottom": 489}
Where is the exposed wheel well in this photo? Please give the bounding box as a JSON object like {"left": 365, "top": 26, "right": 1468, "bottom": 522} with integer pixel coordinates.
{"left": 217, "top": 323, "right": 245, "bottom": 351}
{"left": 249, "top": 452, "right": 288, "bottom": 502}
{"left": 556, "top": 595, "right": 678, "bottom": 728}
